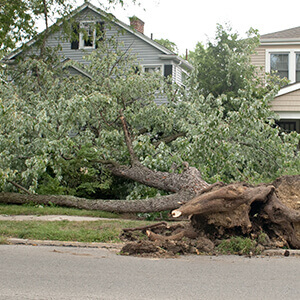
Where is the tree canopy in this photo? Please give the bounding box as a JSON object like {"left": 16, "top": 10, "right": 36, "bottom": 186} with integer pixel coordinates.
{"left": 154, "top": 38, "right": 178, "bottom": 54}
{"left": 0, "top": 20, "right": 299, "bottom": 200}
{"left": 188, "top": 24, "right": 262, "bottom": 99}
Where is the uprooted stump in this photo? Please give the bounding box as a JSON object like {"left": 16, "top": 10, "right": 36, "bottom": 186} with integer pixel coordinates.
{"left": 120, "top": 175, "right": 300, "bottom": 257}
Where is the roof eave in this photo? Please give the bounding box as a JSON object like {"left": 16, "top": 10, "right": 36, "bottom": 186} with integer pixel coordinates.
{"left": 159, "top": 54, "right": 193, "bottom": 70}
{"left": 276, "top": 82, "right": 300, "bottom": 97}
{"left": 260, "top": 38, "right": 300, "bottom": 45}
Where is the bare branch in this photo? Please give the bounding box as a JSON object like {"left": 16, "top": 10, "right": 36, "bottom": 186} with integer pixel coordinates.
{"left": 7, "top": 181, "right": 32, "bottom": 195}
{"left": 153, "top": 132, "right": 186, "bottom": 147}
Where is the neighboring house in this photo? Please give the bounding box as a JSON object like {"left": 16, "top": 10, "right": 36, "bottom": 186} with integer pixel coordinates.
{"left": 3, "top": 2, "right": 192, "bottom": 105}
{"left": 252, "top": 26, "right": 300, "bottom": 133}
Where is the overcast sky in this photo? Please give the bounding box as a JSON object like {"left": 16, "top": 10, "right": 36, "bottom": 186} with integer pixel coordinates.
{"left": 86, "top": 0, "right": 300, "bottom": 54}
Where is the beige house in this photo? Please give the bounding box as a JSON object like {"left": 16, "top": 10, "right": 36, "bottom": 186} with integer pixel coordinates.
{"left": 252, "top": 26, "right": 300, "bottom": 133}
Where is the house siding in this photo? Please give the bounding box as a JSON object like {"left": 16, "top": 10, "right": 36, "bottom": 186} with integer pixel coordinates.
{"left": 272, "top": 89, "right": 300, "bottom": 112}
{"left": 6, "top": 4, "right": 190, "bottom": 106}
{"left": 41, "top": 8, "right": 166, "bottom": 66}
{"left": 252, "top": 44, "right": 300, "bottom": 77}
{"left": 251, "top": 46, "right": 265, "bottom": 77}
{"left": 18, "top": 6, "right": 179, "bottom": 69}
{"left": 252, "top": 43, "right": 300, "bottom": 122}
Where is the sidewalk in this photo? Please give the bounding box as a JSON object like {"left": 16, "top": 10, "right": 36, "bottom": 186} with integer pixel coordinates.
{"left": 6, "top": 237, "right": 124, "bottom": 252}
{"left": 0, "top": 214, "right": 116, "bottom": 222}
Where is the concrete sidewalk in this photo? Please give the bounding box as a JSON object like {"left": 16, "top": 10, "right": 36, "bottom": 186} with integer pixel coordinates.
{"left": 6, "top": 237, "right": 124, "bottom": 252}
{"left": 0, "top": 214, "right": 116, "bottom": 221}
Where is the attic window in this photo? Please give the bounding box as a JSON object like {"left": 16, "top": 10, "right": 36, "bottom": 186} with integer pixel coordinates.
{"left": 80, "top": 22, "right": 96, "bottom": 49}
{"left": 71, "top": 21, "right": 105, "bottom": 50}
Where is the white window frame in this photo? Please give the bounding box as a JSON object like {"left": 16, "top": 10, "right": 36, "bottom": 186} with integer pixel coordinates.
{"left": 266, "top": 49, "right": 300, "bottom": 83}
{"left": 142, "top": 64, "right": 163, "bottom": 75}
{"left": 79, "top": 21, "right": 96, "bottom": 50}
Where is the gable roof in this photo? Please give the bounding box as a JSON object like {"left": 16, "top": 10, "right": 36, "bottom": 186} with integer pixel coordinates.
{"left": 261, "top": 26, "right": 300, "bottom": 44}
{"left": 3, "top": 2, "right": 193, "bottom": 70}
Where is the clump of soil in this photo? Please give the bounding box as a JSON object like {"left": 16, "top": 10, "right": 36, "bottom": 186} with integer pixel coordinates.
{"left": 119, "top": 222, "right": 272, "bottom": 258}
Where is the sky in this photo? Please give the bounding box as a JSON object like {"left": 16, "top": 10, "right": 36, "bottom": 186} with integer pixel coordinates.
{"left": 84, "top": 0, "right": 300, "bottom": 54}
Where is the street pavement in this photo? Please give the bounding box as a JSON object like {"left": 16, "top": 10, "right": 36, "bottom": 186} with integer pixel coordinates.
{"left": 1, "top": 244, "right": 300, "bottom": 300}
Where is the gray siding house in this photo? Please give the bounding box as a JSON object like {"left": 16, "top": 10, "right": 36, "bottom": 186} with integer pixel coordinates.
{"left": 3, "top": 2, "right": 192, "bottom": 105}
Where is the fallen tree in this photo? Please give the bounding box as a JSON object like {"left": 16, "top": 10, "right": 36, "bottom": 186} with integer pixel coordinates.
{"left": 1, "top": 28, "right": 300, "bottom": 256}
{"left": 1, "top": 171, "right": 299, "bottom": 252}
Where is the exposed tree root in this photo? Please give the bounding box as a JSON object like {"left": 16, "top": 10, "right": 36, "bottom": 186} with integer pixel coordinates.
{"left": 121, "top": 175, "right": 300, "bottom": 257}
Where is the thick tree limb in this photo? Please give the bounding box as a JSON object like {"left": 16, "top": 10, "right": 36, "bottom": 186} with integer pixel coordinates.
{"left": 0, "top": 190, "right": 192, "bottom": 213}
{"left": 108, "top": 163, "right": 209, "bottom": 194}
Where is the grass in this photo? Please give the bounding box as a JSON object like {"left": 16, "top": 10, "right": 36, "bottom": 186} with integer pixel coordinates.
{"left": 0, "top": 203, "right": 172, "bottom": 244}
{"left": 0, "top": 219, "right": 156, "bottom": 243}
{"left": 216, "top": 237, "right": 260, "bottom": 255}
{"left": 0, "top": 203, "right": 120, "bottom": 219}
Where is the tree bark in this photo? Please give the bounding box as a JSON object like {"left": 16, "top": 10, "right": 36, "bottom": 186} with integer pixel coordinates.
{"left": 107, "top": 162, "right": 209, "bottom": 194}
{"left": 0, "top": 190, "right": 192, "bottom": 213}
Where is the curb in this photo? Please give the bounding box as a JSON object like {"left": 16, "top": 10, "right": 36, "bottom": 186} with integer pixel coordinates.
{"left": 5, "top": 238, "right": 300, "bottom": 257}
{"left": 262, "top": 249, "right": 300, "bottom": 257}
{"left": 6, "top": 238, "right": 124, "bottom": 252}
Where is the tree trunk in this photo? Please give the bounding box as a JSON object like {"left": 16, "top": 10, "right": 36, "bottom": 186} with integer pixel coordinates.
{"left": 0, "top": 190, "right": 192, "bottom": 213}
{"left": 1, "top": 162, "right": 209, "bottom": 213}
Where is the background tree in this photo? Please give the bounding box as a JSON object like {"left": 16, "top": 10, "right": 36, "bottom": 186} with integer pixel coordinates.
{"left": 188, "top": 24, "right": 262, "bottom": 99}
{"left": 154, "top": 38, "right": 178, "bottom": 54}
{"left": 176, "top": 24, "right": 298, "bottom": 182}
{"left": 0, "top": 0, "right": 75, "bottom": 56}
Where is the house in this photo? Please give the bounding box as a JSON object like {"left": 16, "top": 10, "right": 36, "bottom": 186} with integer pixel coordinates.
{"left": 2, "top": 1, "right": 192, "bottom": 105}
{"left": 252, "top": 26, "right": 300, "bottom": 133}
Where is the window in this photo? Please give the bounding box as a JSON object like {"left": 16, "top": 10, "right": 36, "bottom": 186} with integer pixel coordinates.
{"left": 270, "top": 53, "right": 288, "bottom": 79}
{"left": 296, "top": 54, "right": 300, "bottom": 82}
{"left": 80, "top": 22, "right": 96, "bottom": 49}
{"left": 164, "top": 65, "right": 173, "bottom": 78}
{"left": 71, "top": 21, "right": 105, "bottom": 50}
{"left": 276, "top": 121, "right": 297, "bottom": 133}
{"left": 267, "top": 50, "right": 300, "bottom": 83}
{"left": 143, "top": 65, "right": 162, "bottom": 74}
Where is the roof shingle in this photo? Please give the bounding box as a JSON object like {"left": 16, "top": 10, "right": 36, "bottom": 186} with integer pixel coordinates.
{"left": 261, "top": 26, "right": 300, "bottom": 40}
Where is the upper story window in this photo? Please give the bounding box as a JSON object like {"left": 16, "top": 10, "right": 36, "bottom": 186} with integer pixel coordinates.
{"left": 267, "top": 50, "right": 300, "bottom": 83}
{"left": 71, "top": 21, "right": 105, "bottom": 50}
{"left": 270, "top": 53, "right": 289, "bottom": 79}
{"left": 296, "top": 54, "right": 300, "bottom": 82}
{"left": 80, "top": 22, "right": 96, "bottom": 49}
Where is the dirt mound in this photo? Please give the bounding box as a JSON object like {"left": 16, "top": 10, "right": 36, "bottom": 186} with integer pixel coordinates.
{"left": 273, "top": 175, "right": 300, "bottom": 210}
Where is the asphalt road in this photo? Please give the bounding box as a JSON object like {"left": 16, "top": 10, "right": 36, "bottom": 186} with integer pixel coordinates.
{"left": 1, "top": 244, "right": 300, "bottom": 300}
